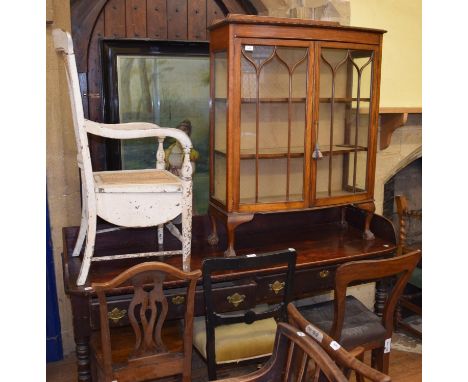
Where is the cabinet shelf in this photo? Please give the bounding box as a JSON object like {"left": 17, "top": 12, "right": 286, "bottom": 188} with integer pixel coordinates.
{"left": 215, "top": 146, "right": 305, "bottom": 159}
{"left": 319, "top": 97, "right": 371, "bottom": 103}
{"left": 241, "top": 97, "right": 306, "bottom": 104}
{"left": 240, "top": 194, "right": 304, "bottom": 204}
{"left": 215, "top": 97, "right": 307, "bottom": 104}
{"left": 319, "top": 144, "right": 368, "bottom": 156}
{"left": 216, "top": 97, "right": 371, "bottom": 104}
{"left": 214, "top": 145, "right": 367, "bottom": 159}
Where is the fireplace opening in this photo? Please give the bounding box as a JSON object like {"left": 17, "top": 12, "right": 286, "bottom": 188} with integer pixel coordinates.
{"left": 383, "top": 156, "right": 422, "bottom": 338}
{"left": 383, "top": 157, "right": 422, "bottom": 248}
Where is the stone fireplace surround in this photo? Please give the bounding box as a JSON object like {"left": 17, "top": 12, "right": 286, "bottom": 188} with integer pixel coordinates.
{"left": 344, "top": 113, "right": 422, "bottom": 309}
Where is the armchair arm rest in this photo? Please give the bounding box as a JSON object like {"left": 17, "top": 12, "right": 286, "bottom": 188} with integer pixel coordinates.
{"left": 84, "top": 120, "right": 192, "bottom": 148}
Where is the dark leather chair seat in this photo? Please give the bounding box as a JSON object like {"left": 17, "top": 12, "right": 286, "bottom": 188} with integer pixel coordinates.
{"left": 299, "top": 296, "right": 386, "bottom": 350}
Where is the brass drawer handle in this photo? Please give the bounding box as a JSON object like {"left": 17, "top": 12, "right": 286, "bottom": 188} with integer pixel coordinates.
{"left": 227, "top": 293, "right": 246, "bottom": 307}
{"left": 319, "top": 270, "right": 330, "bottom": 279}
{"left": 108, "top": 307, "right": 127, "bottom": 324}
{"left": 172, "top": 295, "right": 185, "bottom": 305}
{"left": 269, "top": 280, "right": 285, "bottom": 295}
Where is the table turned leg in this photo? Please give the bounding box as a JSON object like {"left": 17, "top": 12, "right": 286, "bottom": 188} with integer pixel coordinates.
{"left": 76, "top": 337, "right": 91, "bottom": 381}
{"left": 70, "top": 294, "right": 92, "bottom": 381}
{"left": 374, "top": 279, "right": 388, "bottom": 317}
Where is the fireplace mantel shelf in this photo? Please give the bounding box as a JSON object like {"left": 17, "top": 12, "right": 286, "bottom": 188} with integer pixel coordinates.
{"left": 379, "top": 107, "right": 422, "bottom": 150}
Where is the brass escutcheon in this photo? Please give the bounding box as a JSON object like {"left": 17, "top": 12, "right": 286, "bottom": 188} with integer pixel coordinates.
{"left": 227, "top": 293, "right": 246, "bottom": 307}
{"left": 319, "top": 270, "right": 330, "bottom": 278}
{"left": 108, "top": 307, "right": 127, "bottom": 324}
{"left": 172, "top": 295, "right": 186, "bottom": 305}
{"left": 269, "top": 280, "right": 285, "bottom": 295}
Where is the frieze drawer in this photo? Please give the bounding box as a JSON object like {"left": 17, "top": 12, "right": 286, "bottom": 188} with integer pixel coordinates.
{"left": 89, "top": 280, "right": 258, "bottom": 329}
{"left": 293, "top": 266, "right": 336, "bottom": 296}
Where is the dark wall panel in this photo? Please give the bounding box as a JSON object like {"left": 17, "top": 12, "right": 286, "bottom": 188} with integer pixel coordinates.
{"left": 207, "top": 0, "right": 224, "bottom": 28}
{"left": 147, "top": 0, "right": 168, "bottom": 39}
{"left": 72, "top": 0, "right": 248, "bottom": 169}
{"left": 104, "top": 0, "right": 126, "bottom": 37}
{"left": 126, "top": 0, "right": 147, "bottom": 37}
{"left": 167, "top": 0, "right": 188, "bottom": 40}
{"left": 188, "top": 0, "right": 207, "bottom": 40}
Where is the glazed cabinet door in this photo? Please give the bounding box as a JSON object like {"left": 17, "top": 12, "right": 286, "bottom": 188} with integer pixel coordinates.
{"left": 236, "top": 41, "right": 312, "bottom": 213}
{"left": 312, "top": 43, "right": 380, "bottom": 206}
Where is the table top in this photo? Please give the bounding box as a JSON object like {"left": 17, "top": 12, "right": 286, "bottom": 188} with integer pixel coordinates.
{"left": 62, "top": 206, "right": 397, "bottom": 295}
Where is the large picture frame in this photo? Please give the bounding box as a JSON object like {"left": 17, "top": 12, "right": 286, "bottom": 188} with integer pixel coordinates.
{"left": 101, "top": 39, "right": 210, "bottom": 215}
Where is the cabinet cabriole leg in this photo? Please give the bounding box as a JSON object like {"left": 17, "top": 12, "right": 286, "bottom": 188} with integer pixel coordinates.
{"left": 357, "top": 201, "right": 375, "bottom": 240}
{"left": 224, "top": 213, "right": 254, "bottom": 257}
{"left": 207, "top": 213, "right": 219, "bottom": 246}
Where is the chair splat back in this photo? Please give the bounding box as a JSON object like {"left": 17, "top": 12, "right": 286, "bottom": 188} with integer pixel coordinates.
{"left": 91, "top": 262, "right": 201, "bottom": 382}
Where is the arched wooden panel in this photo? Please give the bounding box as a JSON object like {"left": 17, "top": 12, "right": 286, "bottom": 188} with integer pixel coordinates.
{"left": 71, "top": 0, "right": 256, "bottom": 169}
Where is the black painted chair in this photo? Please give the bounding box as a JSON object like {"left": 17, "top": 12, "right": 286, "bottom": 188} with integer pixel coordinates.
{"left": 193, "top": 248, "right": 297, "bottom": 380}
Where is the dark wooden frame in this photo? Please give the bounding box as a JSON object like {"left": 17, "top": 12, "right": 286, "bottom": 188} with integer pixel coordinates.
{"left": 100, "top": 38, "right": 210, "bottom": 170}
{"left": 201, "top": 248, "right": 297, "bottom": 380}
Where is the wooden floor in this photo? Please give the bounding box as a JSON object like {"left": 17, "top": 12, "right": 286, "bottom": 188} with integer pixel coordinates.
{"left": 47, "top": 334, "right": 422, "bottom": 382}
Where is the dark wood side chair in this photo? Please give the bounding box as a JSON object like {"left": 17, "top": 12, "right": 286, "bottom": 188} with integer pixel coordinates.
{"left": 395, "top": 195, "right": 422, "bottom": 338}
{"left": 193, "top": 248, "right": 297, "bottom": 380}
{"left": 288, "top": 303, "right": 391, "bottom": 382}
{"left": 214, "top": 322, "right": 354, "bottom": 382}
{"left": 90, "top": 262, "right": 201, "bottom": 382}
{"left": 297, "top": 250, "right": 421, "bottom": 375}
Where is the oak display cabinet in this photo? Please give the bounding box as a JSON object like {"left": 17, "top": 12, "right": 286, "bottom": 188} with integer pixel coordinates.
{"left": 208, "top": 15, "right": 385, "bottom": 256}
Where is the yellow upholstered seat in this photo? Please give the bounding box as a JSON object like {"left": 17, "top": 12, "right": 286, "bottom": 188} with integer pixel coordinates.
{"left": 199, "top": 250, "right": 296, "bottom": 380}
{"left": 193, "top": 316, "right": 277, "bottom": 364}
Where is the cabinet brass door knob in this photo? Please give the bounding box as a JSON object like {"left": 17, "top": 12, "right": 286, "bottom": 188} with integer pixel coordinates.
{"left": 108, "top": 307, "right": 127, "bottom": 324}
{"left": 319, "top": 270, "right": 330, "bottom": 278}
{"left": 227, "top": 293, "right": 246, "bottom": 307}
{"left": 172, "top": 295, "right": 186, "bottom": 305}
{"left": 269, "top": 280, "right": 286, "bottom": 294}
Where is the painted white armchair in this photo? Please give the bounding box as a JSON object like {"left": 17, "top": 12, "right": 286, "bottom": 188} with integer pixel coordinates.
{"left": 53, "top": 29, "right": 193, "bottom": 286}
